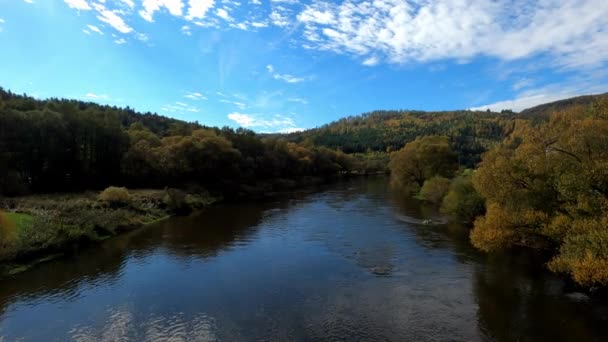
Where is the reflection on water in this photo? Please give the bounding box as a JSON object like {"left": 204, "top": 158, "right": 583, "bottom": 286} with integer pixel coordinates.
{"left": 1, "top": 177, "right": 608, "bottom": 341}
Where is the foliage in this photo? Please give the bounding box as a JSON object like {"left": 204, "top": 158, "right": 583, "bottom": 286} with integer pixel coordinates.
{"left": 471, "top": 98, "right": 608, "bottom": 286}
{"left": 389, "top": 136, "right": 458, "bottom": 192}
{"left": 0, "top": 212, "right": 17, "bottom": 256}
{"left": 98, "top": 187, "right": 131, "bottom": 207}
{"left": 0, "top": 88, "right": 356, "bottom": 197}
{"left": 441, "top": 170, "right": 485, "bottom": 223}
{"left": 284, "top": 109, "right": 520, "bottom": 168}
{"left": 419, "top": 176, "right": 451, "bottom": 204}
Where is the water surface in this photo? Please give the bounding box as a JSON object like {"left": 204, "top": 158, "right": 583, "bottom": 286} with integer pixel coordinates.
{"left": 1, "top": 177, "right": 608, "bottom": 341}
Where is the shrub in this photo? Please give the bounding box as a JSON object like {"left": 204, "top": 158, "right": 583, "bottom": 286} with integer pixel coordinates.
{"left": 441, "top": 171, "right": 485, "bottom": 223}
{"left": 419, "top": 176, "right": 450, "bottom": 204}
{"left": 0, "top": 212, "right": 17, "bottom": 256}
{"left": 98, "top": 186, "right": 131, "bottom": 207}
{"left": 163, "top": 188, "right": 190, "bottom": 214}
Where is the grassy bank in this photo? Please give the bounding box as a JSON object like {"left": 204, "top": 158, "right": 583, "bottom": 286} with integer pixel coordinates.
{"left": 0, "top": 188, "right": 219, "bottom": 276}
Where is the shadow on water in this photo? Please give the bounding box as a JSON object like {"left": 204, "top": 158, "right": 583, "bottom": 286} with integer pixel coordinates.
{"left": 1, "top": 176, "right": 608, "bottom": 341}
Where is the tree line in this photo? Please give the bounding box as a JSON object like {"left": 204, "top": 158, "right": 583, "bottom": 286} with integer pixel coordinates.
{"left": 0, "top": 88, "right": 355, "bottom": 197}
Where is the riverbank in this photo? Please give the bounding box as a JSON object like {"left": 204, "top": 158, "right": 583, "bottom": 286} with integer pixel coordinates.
{"left": 0, "top": 188, "right": 220, "bottom": 277}
{"left": 0, "top": 175, "right": 367, "bottom": 277}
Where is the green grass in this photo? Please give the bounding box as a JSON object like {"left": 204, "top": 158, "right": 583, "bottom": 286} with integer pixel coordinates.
{"left": 4, "top": 211, "right": 33, "bottom": 230}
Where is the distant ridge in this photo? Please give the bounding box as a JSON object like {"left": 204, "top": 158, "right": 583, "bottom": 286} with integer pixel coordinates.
{"left": 519, "top": 92, "right": 608, "bottom": 117}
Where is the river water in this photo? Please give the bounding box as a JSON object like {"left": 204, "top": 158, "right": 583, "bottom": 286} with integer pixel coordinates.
{"left": 1, "top": 177, "right": 608, "bottom": 341}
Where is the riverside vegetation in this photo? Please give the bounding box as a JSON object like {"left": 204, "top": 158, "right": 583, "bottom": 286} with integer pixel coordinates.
{"left": 1, "top": 86, "right": 608, "bottom": 289}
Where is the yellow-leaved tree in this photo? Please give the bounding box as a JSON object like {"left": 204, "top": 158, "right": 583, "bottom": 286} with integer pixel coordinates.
{"left": 471, "top": 99, "right": 608, "bottom": 286}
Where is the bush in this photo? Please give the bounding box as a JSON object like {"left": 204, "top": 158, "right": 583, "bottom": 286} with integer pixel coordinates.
{"left": 98, "top": 186, "right": 131, "bottom": 207}
{"left": 441, "top": 171, "right": 485, "bottom": 223}
{"left": 0, "top": 212, "right": 17, "bottom": 256}
{"left": 419, "top": 176, "right": 450, "bottom": 204}
{"left": 163, "top": 188, "right": 189, "bottom": 214}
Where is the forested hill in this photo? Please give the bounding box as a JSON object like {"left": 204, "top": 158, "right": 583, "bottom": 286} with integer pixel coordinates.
{"left": 519, "top": 92, "right": 608, "bottom": 117}
{"left": 283, "top": 110, "right": 518, "bottom": 167}
{"left": 282, "top": 93, "right": 608, "bottom": 167}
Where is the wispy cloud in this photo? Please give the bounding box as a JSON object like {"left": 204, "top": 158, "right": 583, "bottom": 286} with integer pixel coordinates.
{"left": 184, "top": 91, "right": 206, "bottom": 100}
{"left": 114, "top": 38, "right": 127, "bottom": 44}
{"left": 296, "top": 0, "right": 608, "bottom": 69}
{"left": 64, "top": 0, "right": 91, "bottom": 10}
{"left": 181, "top": 25, "right": 192, "bottom": 35}
{"left": 216, "top": 8, "right": 233, "bottom": 22}
{"left": 220, "top": 99, "right": 247, "bottom": 109}
{"left": 87, "top": 24, "right": 103, "bottom": 35}
{"left": 227, "top": 112, "right": 299, "bottom": 132}
{"left": 23, "top": 0, "right": 35, "bottom": 4}
{"left": 266, "top": 64, "right": 308, "bottom": 83}
{"left": 140, "top": 0, "right": 184, "bottom": 22}
{"left": 161, "top": 101, "right": 200, "bottom": 113}
{"left": 287, "top": 97, "right": 308, "bottom": 104}
{"left": 471, "top": 81, "right": 608, "bottom": 112}
{"left": 84, "top": 92, "right": 109, "bottom": 100}
{"left": 93, "top": 3, "right": 133, "bottom": 33}
{"left": 186, "top": 0, "right": 215, "bottom": 20}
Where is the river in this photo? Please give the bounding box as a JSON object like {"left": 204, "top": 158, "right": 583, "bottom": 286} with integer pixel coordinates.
{"left": 1, "top": 177, "right": 607, "bottom": 341}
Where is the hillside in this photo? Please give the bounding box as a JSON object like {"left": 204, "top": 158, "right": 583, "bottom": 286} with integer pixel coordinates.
{"left": 283, "top": 110, "right": 518, "bottom": 167}
{"left": 284, "top": 93, "right": 608, "bottom": 167}
{"left": 519, "top": 93, "right": 608, "bottom": 117}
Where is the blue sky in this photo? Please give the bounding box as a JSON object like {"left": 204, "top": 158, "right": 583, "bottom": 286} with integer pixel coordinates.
{"left": 1, "top": 0, "right": 607, "bottom": 132}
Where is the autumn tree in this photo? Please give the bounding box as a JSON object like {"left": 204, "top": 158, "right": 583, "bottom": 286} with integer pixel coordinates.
{"left": 441, "top": 170, "right": 485, "bottom": 223}
{"left": 471, "top": 100, "right": 608, "bottom": 286}
{"left": 389, "top": 135, "right": 458, "bottom": 192}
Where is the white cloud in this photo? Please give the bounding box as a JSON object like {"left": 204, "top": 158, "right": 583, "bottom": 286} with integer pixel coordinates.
{"left": 181, "top": 25, "right": 192, "bottom": 35}
{"left": 85, "top": 92, "right": 109, "bottom": 100}
{"left": 184, "top": 92, "right": 207, "bottom": 100}
{"left": 140, "top": 0, "right": 184, "bottom": 22}
{"left": 161, "top": 102, "right": 200, "bottom": 113}
{"left": 23, "top": 0, "right": 35, "bottom": 4}
{"left": 220, "top": 99, "right": 247, "bottom": 109}
{"left": 270, "top": 10, "right": 289, "bottom": 27}
{"left": 64, "top": 0, "right": 91, "bottom": 10}
{"left": 273, "top": 74, "right": 305, "bottom": 83}
{"left": 295, "top": 0, "right": 608, "bottom": 68}
{"left": 93, "top": 3, "right": 133, "bottom": 33}
{"left": 119, "top": 0, "right": 135, "bottom": 8}
{"left": 114, "top": 38, "right": 127, "bottom": 44}
{"left": 135, "top": 32, "right": 149, "bottom": 41}
{"left": 266, "top": 64, "right": 308, "bottom": 83}
{"left": 185, "top": 0, "right": 215, "bottom": 20}
{"left": 87, "top": 24, "right": 103, "bottom": 35}
{"left": 471, "top": 82, "right": 608, "bottom": 112}
{"left": 251, "top": 0, "right": 261, "bottom": 4}
{"left": 287, "top": 97, "right": 308, "bottom": 104}
{"left": 230, "top": 22, "right": 248, "bottom": 30}
{"left": 512, "top": 78, "right": 534, "bottom": 91}
{"left": 227, "top": 113, "right": 298, "bottom": 132}
{"left": 0, "top": 18, "right": 5, "bottom": 24}
{"left": 216, "top": 8, "right": 233, "bottom": 21}
{"left": 251, "top": 21, "right": 268, "bottom": 28}
{"left": 362, "top": 56, "right": 379, "bottom": 66}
